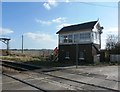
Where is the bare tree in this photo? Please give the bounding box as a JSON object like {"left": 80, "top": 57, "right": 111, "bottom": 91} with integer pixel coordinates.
{"left": 114, "top": 41, "right": 120, "bottom": 54}
{"left": 105, "top": 34, "right": 118, "bottom": 50}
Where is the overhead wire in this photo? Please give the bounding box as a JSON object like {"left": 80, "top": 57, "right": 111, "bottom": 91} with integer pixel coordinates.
{"left": 79, "top": 2, "right": 119, "bottom": 9}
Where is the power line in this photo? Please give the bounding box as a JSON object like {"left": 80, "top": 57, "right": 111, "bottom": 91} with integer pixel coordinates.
{"left": 79, "top": 2, "right": 119, "bottom": 9}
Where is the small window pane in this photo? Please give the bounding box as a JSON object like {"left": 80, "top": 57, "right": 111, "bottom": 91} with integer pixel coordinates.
{"left": 79, "top": 52, "right": 84, "bottom": 58}
{"left": 63, "top": 36, "right": 68, "bottom": 43}
{"left": 59, "top": 35, "right": 64, "bottom": 43}
{"left": 65, "top": 52, "right": 70, "bottom": 59}
{"left": 68, "top": 34, "right": 73, "bottom": 43}
{"left": 79, "top": 51, "right": 85, "bottom": 60}
{"left": 74, "top": 34, "right": 78, "bottom": 43}
{"left": 80, "top": 32, "right": 90, "bottom": 41}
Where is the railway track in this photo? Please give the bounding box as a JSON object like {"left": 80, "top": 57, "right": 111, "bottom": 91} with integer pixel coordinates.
{"left": 2, "top": 60, "right": 119, "bottom": 92}
{"left": 58, "top": 69, "right": 120, "bottom": 83}
{"left": 2, "top": 61, "right": 82, "bottom": 91}
{"left": 3, "top": 73, "right": 47, "bottom": 92}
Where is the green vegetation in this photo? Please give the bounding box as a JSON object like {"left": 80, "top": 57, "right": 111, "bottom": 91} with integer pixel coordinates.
{"left": 1, "top": 54, "right": 119, "bottom": 68}
{"left": 1, "top": 54, "right": 75, "bottom": 67}
{"left": 1, "top": 56, "right": 75, "bottom": 67}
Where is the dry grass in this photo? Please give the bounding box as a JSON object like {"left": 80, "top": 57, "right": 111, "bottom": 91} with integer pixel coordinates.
{"left": 0, "top": 55, "right": 41, "bottom": 62}
{"left": 0, "top": 50, "right": 49, "bottom": 62}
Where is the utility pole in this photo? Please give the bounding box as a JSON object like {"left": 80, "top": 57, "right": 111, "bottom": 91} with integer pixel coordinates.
{"left": 22, "top": 35, "right": 24, "bottom": 53}
{"left": 6, "top": 40, "right": 9, "bottom": 55}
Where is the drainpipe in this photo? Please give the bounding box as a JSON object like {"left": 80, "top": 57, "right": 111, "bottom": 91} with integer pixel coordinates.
{"left": 76, "top": 43, "right": 78, "bottom": 68}
{"left": 99, "top": 27, "right": 104, "bottom": 49}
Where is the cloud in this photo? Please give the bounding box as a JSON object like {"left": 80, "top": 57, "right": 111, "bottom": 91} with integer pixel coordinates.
{"left": 52, "top": 17, "right": 66, "bottom": 23}
{"left": 24, "top": 32, "right": 55, "bottom": 42}
{"left": 65, "top": 0, "right": 70, "bottom": 3}
{"left": 35, "top": 18, "right": 51, "bottom": 25}
{"left": 35, "top": 17, "right": 66, "bottom": 25}
{"left": 43, "top": 3, "right": 51, "bottom": 10}
{"left": 0, "top": 28, "right": 14, "bottom": 35}
{"left": 43, "top": 0, "right": 58, "bottom": 10}
{"left": 48, "top": 0, "right": 57, "bottom": 6}
{"left": 24, "top": 32, "right": 57, "bottom": 49}
{"left": 43, "top": 0, "right": 71, "bottom": 10}
{"left": 56, "top": 23, "right": 71, "bottom": 30}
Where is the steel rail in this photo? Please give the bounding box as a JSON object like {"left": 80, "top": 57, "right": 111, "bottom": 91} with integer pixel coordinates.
{"left": 3, "top": 73, "right": 49, "bottom": 92}
{"left": 2, "top": 60, "right": 119, "bottom": 92}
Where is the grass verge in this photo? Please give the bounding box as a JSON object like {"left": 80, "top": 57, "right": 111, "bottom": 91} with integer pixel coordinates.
{"left": 1, "top": 55, "right": 119, "bottom": 68}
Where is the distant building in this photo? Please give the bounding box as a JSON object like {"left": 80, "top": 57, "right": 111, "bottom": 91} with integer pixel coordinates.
{"left": 56, "top": 20, "right": 103, "bottom": 63}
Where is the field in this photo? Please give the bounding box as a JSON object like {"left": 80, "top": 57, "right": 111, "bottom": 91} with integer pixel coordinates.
{"left": 0, "top": 49, "right": 119, "bottom": 68}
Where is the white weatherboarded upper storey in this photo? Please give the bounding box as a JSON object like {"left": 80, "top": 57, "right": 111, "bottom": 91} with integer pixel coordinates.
{"left": 57, "top": 20, "right": 103, "bottom": 45}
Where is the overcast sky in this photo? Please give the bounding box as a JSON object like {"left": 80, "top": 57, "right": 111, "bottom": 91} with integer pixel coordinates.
{"left": 1, "top": 1, "right": 119, "bottom": 49}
